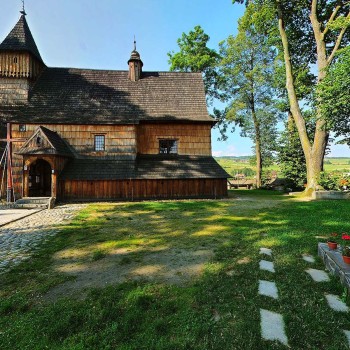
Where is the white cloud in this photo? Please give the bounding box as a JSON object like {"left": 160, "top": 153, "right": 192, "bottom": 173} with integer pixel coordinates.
{"left": 212, "top": 144, "right": 250, "bottom": 157}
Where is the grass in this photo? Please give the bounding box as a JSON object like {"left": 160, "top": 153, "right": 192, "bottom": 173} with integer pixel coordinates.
{"left": 1, "top": 191, "right": 350, "bottom": 349}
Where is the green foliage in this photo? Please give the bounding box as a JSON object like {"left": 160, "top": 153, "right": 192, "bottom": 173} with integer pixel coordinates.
{"left": 342, "top": 246, "right": 350, "bottom": 257}
{"left": 167, "top": 25, "right": 222, "bottom": 104}
{"left": 318, "top": 172, "right": 341, "bottom": 190}
{"left": 317, "top": 46, "right": 350, "bottom": 145}
{"left": 277, "top": 118, "right": 307, "bottom": 190}
{"left": 236, "top": 0, "right": 350, "bottom": 190}
{"left": 217, "top": 3, "right": 283, "bottom": 185}
{"left": 318, "top": 172, "right": 350, "bottom": 191}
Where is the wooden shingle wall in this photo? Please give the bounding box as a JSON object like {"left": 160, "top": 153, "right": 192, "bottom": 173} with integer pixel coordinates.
{"left": 58, "top": 178, "right": 227, "bottom": 200}
{"left": 11, "top": 124, "right": 137, "bottom": 159}
{"left": 10, "top": 123, "right": 137, "bottom": 198}
{"left": 137, "top": 123, "right": 212, "bottom": 155}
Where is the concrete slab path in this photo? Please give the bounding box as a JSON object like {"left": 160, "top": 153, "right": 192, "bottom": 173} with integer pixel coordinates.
{"left": 260, "top": 309, "right": 288, "bottom": 346}
{"left": 305, "top": 268, "right": 330, "bottom": 282}
{"left": 325, "top": 294, "right": 349, "bottom": 312}
{"left": 259, "top": 280, "right": 278, "bottom": 299}
{"left": 259, "top": 260, "right": 275, "bottom": 273}
{"left": 0, "top": 208, "right": 42, "bottom": 227}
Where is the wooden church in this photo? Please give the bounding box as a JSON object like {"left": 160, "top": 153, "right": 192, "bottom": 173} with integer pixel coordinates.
{"left": 0, "top": 11, "right": 229, "bottom": 202}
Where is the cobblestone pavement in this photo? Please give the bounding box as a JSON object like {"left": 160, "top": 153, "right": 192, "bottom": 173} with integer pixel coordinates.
{"left": 0, "top": 208, "right": 42, "bottom": 227}
{"left": 0, "top": 204, "right": 87, "bottom": 274}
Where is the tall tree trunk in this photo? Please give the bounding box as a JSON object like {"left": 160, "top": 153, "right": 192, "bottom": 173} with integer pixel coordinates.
{"left": 252, "top": 109, "right": 262, "bottom": 188}
{"left": 276, "top": 1, "right": 328, "bottom": 195}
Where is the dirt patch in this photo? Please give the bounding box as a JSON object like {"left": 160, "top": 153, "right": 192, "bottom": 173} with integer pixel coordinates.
{"left": 44, "top": 247, "right": 214, "bottom": 301}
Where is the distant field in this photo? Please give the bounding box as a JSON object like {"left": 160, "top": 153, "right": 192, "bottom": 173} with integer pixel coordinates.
{"left": 324, "top": 157, "right": 350, "bottom": 172}
{"left": 215, "top": 156, "right": 350, "bottom": 178}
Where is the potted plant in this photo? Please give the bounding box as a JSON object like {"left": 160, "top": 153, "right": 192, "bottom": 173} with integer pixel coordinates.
{"left": 342, "top": 246, "right": 350, "bottom": 264}
{"left": 342, "top": 233, "right": 350, "bottom": 264}
{"left": 327, "top": 233, "right": 338, "bottom": 250}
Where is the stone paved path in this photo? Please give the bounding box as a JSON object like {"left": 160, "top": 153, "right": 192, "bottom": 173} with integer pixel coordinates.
{"left": 0, "top": 204, "right": 86, "bottom": 273}
{"left": 0, "top": 208, "right": 42, "bottom": 227}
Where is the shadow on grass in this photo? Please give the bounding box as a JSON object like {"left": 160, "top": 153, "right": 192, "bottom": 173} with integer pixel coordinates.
{"left": 0, "top": 192, "right": 350, "bottom": 349}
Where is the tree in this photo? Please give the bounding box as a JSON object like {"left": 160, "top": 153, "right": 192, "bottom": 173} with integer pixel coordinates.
{"left": 218, "top": 6, "right": 281, "bottom": 188}
{"left": 234, "top": 0, "right": 350, "bottom": 194}
{"left": 167, "top": 25, "right": 222, "bottom": 104}
{"left": 317, "top": 46, "right": 350, "bottom": 145}
{"left": 278, "top": 113, "right": 307, "bottom": 189}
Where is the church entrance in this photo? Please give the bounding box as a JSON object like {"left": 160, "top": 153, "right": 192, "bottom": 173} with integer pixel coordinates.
{"left": 28, "top": 159, "right": 52, "bottom": 197}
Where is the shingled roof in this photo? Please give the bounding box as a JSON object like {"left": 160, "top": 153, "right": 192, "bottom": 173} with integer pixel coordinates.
{"left": 17, "top": 126, "right": 73, "bottom": 157}
{"left": 59, "top": 155, "right": 229, "bottom": 180}
{"left": 0, "top": 15, "right": 43, "bottom": 63}
{"left": 1, "top": 68, "right": 213, "bottom": 124}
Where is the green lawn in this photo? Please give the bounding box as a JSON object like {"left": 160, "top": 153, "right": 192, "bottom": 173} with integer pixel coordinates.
{"left": 1, "top": 191, "right": 350, "bottom": 349}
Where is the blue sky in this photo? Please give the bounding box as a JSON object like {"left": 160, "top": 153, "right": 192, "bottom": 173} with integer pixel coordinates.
{"left": 1, "top": 0, "right": 349, "bottom": 157}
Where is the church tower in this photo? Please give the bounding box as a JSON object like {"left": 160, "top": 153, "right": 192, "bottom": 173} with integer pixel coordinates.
{"left": 128, "top": 40, "right": 143, "bottom": 82}
{"left": 0, "top": 12, "right": 45, "bottom": 105}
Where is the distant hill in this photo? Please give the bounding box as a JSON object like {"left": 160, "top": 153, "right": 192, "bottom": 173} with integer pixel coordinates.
{"left": 215, "top": 156, "right": 350, "bottom": 178}
{"left": 215, "top": 156, "right": 251, "bottom": 162}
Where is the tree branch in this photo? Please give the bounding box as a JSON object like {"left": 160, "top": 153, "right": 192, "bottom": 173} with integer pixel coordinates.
{"left": 276, "top": 1, "right": 311, "bottom": 154}
{"left": 327, "top": 11, "right": 350, "bottom": 65}
{"left": 310, "top": 0, "right": 322, "bottom": 42}
{"left": 323, "top": 5, "right": 341, "bottom": 37}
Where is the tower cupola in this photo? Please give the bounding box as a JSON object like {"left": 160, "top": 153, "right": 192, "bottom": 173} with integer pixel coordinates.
{"left": 0, "top": 10, "right": 45, "bottom": 105}
{"left": 128, "top": 40, "right": 143, "bottom": 82}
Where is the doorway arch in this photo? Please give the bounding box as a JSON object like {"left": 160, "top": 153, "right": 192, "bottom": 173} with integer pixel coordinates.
{"left": 28, "top": 159, "right": 52, "bottom": 197}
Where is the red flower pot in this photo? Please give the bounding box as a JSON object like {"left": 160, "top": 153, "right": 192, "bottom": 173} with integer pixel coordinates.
{"left": 327, "top": 241, "right": 338, "bottom": 250}
{"left": 343, "top": 256, "right": 350, "bottom": 264}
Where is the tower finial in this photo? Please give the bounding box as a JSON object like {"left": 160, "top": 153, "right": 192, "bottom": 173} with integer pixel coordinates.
{"left": 134, "top": 35, "right": 136, "bottom": 51}
{"left": 20, "top": 0, "right": 27, "bottom": 16}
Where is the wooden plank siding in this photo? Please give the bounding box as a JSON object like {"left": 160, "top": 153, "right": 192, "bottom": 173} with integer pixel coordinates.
{"left": 8, "top": 121, "right": 226, "bottom": 200}
{"left": 0, "top": 52, "right": 43, "bottom": 79}
{"left": 11, "top": 123, "right": 137, "bottom": 159}
{"left": 137, "top": 122, "right": 212, "bottom": 155}
{"left": 10, "top": 123, "right": 137, "bottom": 198}
{"left": 58, "top": 178, "right": 227, "bottom": 200}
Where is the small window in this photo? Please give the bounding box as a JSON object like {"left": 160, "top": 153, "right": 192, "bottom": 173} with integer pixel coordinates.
{"left": 159, "top": 139, "right": 178, "bottom": 154}
{"left": 13, "top": 57, "right": 18, "bottom": 64}
{"left": 19, "top": 124, "right": 26, "bottom": 132}
{"left": 94, "top": 135, "right": 105, "bottom": 151}
{"left": 36, "top": 136, "right": 42, "bottom": 146}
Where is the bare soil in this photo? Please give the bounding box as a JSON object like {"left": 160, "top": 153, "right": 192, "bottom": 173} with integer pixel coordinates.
{"left": 45, "top": 247, "right": 214, "bottom": 301}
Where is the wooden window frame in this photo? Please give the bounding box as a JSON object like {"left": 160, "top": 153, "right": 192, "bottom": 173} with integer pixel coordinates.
{"left": 159, "top": 139, "right": 178, "bottom": 154}
{"left": 94, "top": 134, "right": 105, "bottom": 151}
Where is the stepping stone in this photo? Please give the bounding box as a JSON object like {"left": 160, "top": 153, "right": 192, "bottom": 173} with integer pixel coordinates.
{"left": 260, "top": 309, "right": 288, "bottom": 346}
{"left": 259, "top": 260, "right": 275, "bottom": 273}
{"left": 325, "top": 294, "right": 349, "bottom": 312}
{"left": 343, "top": 330, "right": 350, "bottom": 347}
{"left": 258, "top": 280, "right": 278, "bottom": 299}
{"left": 302, "top": 254, "right": 315, "bottom": 263}
{"left": 305, "top": 268, "right": 330, "bottom": 282}
{"left": 260, "top": 247, "right": 272, "bottom": 256}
